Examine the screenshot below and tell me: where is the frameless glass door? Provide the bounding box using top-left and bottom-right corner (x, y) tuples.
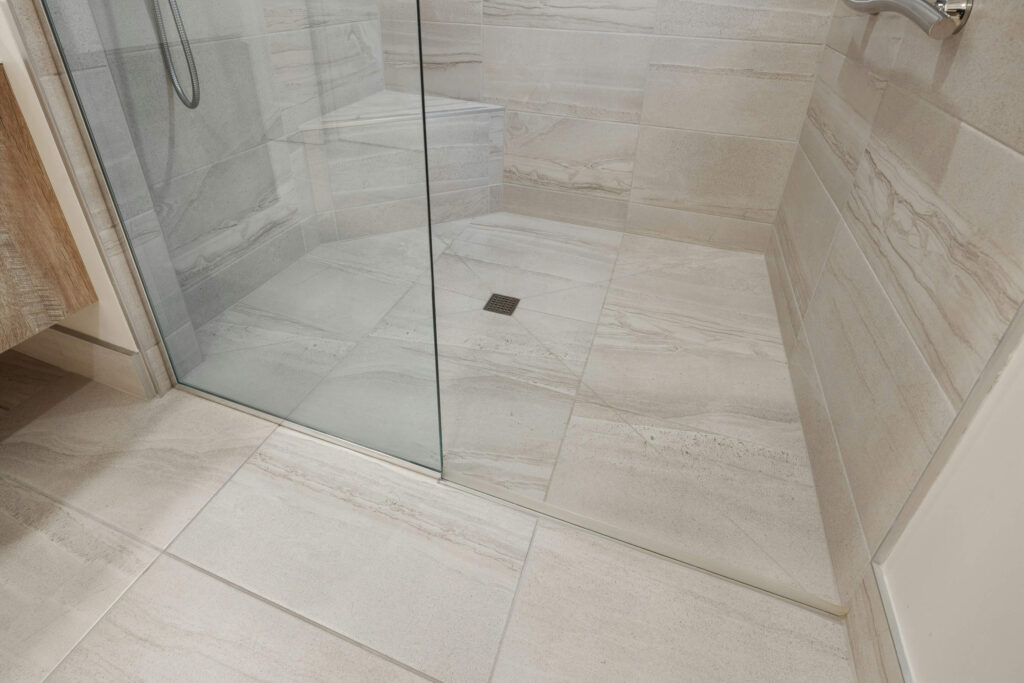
(42, 0), (441, 469)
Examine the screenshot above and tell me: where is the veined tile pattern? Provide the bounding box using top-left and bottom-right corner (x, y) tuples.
(48, 556), (427, 682)
(0, 354), (855, 680)
(179, 211), (838, 604)
(170, 427), (537, 682)
(491, 522), (855, 682)
(0, 476), (157, 681)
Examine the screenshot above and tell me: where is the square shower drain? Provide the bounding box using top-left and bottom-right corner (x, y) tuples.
(483, 293), (520, 315)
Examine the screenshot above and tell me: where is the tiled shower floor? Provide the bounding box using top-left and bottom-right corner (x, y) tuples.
(185, 211), (837, 603)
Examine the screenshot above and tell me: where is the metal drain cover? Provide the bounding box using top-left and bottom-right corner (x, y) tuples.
(483, 293), (520, 315)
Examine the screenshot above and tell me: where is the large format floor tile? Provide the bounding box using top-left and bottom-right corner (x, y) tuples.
(170, 427), (537, 682)
(0, 477), (157, 681)
(49, 556), (427, 682)
(0, 383), (274, 547)
(167, 211), (838, 607)
(491, 522), (856, 682)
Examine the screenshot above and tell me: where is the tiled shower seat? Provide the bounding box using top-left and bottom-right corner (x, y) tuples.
(291, 90), (505, 241)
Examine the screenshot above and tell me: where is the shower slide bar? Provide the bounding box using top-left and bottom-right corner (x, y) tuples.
(841, 0), (972, 38)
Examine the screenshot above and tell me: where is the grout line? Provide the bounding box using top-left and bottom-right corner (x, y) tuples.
(486, 519), (540, 683)
(158, 421), (279, 554)
(443, 477), (847, 620)
(40, 535), (164, 681)
(538, 234), (624, 502)
(423, 18), (831, 47)
(162, 553), (443, 683)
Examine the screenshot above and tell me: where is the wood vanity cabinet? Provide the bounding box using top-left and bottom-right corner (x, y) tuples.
(0, 63), (96, 353)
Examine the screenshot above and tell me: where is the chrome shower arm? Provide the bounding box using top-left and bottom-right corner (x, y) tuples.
(841, 0), (972, 39)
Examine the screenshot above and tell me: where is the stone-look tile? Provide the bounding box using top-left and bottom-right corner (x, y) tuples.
(844, 88), (1024, 405)
(418, 0), (482, 22)
(643, 37), (819, 140)
(290, 336), (441, 470)
(800, 80), (871, 210)
(105, 38), (275, 186)
(427, 111), (495, 195)
(799, 47), (887, 208)
(632, 126), (795, 223)
(803, 226), (955, 551)
(49, 556), (426, 682)
(265, 28), (321, 135)
(309, 21), (386, 113)
(483, 0), (657, 32)
(181, 220), (307, 328)
(439, 347), (578, 499)
(655, 0), (834, 44)
(825, 2), (905, 77)
(545, 398), (837, 600)
(583, 237), (801, 450)
(888, 0), (1024, 155)
(0, 477), (157, 681)
(789, 331), (870, 603)
(765, 231), (801, 356)
(503, 111), (638, 199)
(171, 428), (537, 682)
(491, 522), (855, 682)
(64, 66), (155, 221)
(0, 383), (274, 547)
(503, 184), (630, 230)
(482, 26), (650, 122)
(154, 143), (302, 290)
(383, 21), (483, 100)
(86, 0), (265, 52)
(237, 258), (413, 343)
(450, 212), (622, 287)
(185, 304), (356, 418)
(625, 202), (771, 253)
(775, 147), (841, 315)
(846, 569), (906, 682)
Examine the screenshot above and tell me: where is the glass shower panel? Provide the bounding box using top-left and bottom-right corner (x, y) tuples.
(41, 0), (441, 469)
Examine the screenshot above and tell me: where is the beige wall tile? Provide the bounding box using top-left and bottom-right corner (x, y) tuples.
(502, 184), (629, 229)
(504, 112), (638, 199)
(655, 0), (834, 44)
(803, 225), (955, 551)
(483, 0), (658, 32)
(642, 37), (819, 140)
(775, 147), (841, 314)
(844, 88), (1024, 406)
(384, 21), (483, 100)
(626, 202), (771, 252)
(888, 0), (1024, 155)
(789, 330), (871, 603)
(825, 3), (905, 76)
(765, 231), (801, 355)
(632, 126), (795, 223)
(482, 26), (649, 122)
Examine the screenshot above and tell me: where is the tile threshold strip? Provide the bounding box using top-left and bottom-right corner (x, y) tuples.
(176, 383), (845, 618)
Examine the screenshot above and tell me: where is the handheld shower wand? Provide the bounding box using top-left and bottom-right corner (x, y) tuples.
(152, 0), (200, 109)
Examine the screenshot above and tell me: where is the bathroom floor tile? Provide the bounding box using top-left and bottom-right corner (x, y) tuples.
(170, 427), (537, 682)
(0, 383), (274, 547)
(49, 556), (427, 682)
(546, 397), (837, 600)
(0, 477), (157, 681)
(491, 522), (856, 682)
(289, 336), (441, 470)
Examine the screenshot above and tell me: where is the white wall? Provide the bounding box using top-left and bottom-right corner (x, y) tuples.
(0, 0), (137, 351)
(880, 332), (1024, 681)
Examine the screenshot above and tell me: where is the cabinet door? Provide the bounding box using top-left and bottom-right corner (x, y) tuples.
(0, 64), (96, 352)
